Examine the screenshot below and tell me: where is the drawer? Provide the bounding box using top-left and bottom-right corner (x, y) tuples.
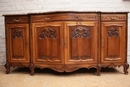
(101, 14), (127, 21)
(31, 13), (98, 22)
(5, 16), (29, 23)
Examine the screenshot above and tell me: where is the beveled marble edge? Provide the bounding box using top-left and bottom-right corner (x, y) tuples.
(27, 11), (101, 15)
(101, 11), (129, 14)
(3, 11), (129, 16)
(3, 13), (28, 16)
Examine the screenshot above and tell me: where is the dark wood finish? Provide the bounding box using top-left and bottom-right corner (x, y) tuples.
(4, 12), (129, 75)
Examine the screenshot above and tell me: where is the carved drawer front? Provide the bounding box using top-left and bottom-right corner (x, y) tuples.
(31, 13), (98, 22)
(6, 16), (29, 23)
(101, 14), (126, 21)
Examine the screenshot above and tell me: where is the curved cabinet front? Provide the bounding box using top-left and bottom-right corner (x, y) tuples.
(4, 12), (129, 75)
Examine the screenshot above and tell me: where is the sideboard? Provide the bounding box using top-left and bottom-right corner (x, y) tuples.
(3, 11), (129, 75)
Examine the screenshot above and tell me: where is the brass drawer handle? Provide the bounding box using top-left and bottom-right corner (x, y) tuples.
(14, 18), (21, 22)
(110, 17), (116, 20)
(44, 17), (51, 20)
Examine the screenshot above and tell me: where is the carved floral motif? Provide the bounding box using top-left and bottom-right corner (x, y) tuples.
(12, 30), (23, 38)
(39, 28), (57, 39)
(108, 28), (119, 37)
(71, 27), (91, 38)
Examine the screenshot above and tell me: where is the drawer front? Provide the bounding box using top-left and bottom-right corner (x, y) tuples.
(101, 14), (126, 21)
(31, 13), (98, 22)
(6, 16), (29, 23)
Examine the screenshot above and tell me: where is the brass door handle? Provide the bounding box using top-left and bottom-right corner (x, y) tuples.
(62, 38), (64, 48)
(102, 38), (104, 47)
(62, 38), (68, 48)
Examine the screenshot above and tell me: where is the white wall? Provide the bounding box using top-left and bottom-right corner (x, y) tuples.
(0, 0), (130, 65)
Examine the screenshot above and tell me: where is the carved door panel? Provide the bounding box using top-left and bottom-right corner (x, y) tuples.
(32, 22), (64, 64)
(64, 22), (98, 64)
(101, 22), (126, 63)
(7, 24), (30, 63)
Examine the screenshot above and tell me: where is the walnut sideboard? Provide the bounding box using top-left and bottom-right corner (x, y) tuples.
(3, 11), (129, 75)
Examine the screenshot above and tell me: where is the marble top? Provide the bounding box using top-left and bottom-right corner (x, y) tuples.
(3, 11), (129, 16)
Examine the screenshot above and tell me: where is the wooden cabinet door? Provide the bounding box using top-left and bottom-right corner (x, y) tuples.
(101, 22), (126, 63)
(7, 24), (30, 63)
(32, 22), (64, 64)
(64, 22), (98, 64)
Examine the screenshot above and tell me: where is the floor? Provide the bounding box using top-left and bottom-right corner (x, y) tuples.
(0, 65), (130, 87)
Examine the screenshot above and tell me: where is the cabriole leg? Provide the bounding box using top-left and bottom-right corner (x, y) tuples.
(30, 64), (34, 76)
(97, 64), (101, 76)
(123, 63), (129, 75)
(5, 63), (10, 74)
